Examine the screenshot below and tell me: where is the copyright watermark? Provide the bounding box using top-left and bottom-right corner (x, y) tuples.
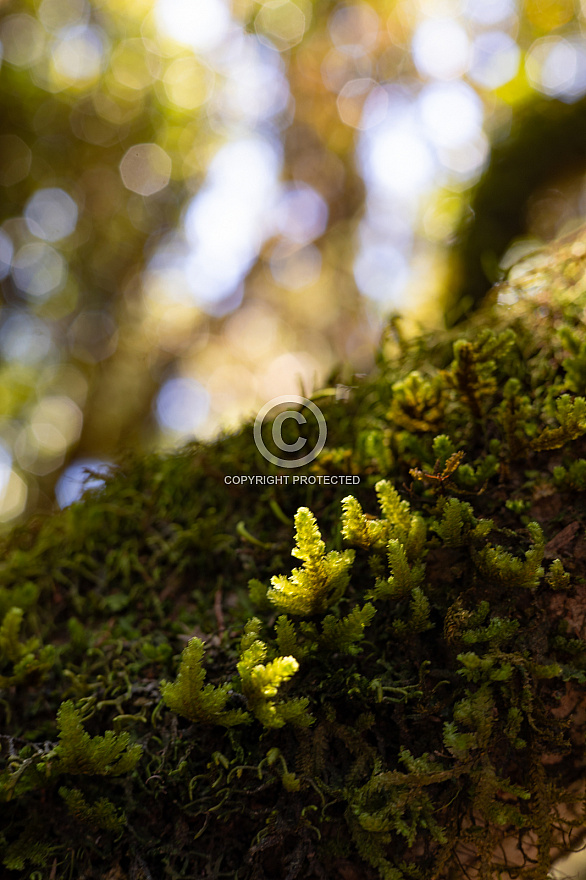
(224, 474), (360, 485)
(253, 395), (327, 468)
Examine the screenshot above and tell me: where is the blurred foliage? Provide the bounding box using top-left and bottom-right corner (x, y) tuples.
(3, 0), (586, 522)
(0, 0), (200, 513)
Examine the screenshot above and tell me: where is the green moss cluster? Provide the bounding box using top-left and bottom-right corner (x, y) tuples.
(2, 233), (586, 878)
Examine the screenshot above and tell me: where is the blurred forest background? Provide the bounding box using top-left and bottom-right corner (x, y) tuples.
(0, 0), (586, 521)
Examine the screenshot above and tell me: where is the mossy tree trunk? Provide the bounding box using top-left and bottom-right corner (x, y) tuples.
(1, 230), (586, 878)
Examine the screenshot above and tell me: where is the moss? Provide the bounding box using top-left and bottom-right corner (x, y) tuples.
(1, 232), (586, 878)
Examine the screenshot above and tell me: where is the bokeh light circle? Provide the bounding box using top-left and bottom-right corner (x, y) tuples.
(12, 243), (66, 298)
(120, 143), (172, 196)
(25, 188), (78, 242)
(155, 377), (210, 434)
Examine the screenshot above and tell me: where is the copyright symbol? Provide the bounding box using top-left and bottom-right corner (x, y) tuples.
(253, 395), (327, 468)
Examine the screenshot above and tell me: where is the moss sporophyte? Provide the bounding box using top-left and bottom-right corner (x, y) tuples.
(2, 229), (586, 878)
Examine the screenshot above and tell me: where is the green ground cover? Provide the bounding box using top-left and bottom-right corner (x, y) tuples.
(1, 232), (586, 879)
